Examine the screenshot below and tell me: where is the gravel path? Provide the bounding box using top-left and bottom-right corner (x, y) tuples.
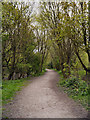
(3, 69), (88, 118)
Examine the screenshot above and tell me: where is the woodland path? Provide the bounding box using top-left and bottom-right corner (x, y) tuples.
(3, 69), (88, 118)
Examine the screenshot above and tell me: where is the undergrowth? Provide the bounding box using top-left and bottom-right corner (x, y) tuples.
(57, 70), (89, 110)
(32, 69), (46, 77)
(2, 77), (31, 104)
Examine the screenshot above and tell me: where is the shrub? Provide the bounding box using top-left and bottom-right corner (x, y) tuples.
(60, 76), (88, 96)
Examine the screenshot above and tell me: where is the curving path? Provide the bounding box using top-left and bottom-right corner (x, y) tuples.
(3, 69), (88, 118)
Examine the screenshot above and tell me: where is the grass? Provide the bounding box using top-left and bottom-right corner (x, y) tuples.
(2, 77), (31, 104)
(2, 69), (46, 105)
(57, 69), (89, 110)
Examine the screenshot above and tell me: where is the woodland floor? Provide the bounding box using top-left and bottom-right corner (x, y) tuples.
(2, 69), (88, 118)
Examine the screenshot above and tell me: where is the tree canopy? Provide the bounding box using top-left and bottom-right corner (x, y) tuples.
(2, 1), (90, 80)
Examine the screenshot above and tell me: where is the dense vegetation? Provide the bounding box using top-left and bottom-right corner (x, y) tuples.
(2, 2), (90, 80)
(57, 70), (89, 110)
(2, 1), (90, 108)
(2, 2), (48, 80)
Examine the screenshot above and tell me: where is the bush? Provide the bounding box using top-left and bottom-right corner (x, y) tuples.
(60, 76), (88, 96)
(58, 70), (62, 74)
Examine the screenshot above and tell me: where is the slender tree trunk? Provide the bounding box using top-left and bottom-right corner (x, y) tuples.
(40, 55), (44, 72)
(80, 2), (90, 74)
(76, 51), (90, 74)
(88, 1), (90, 71)
(8, 39), (16, 80)
(8, 71), (14, 80)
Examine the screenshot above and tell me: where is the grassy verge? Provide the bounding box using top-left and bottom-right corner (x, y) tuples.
(2, 69), (46, 105)
(2, 77), (31, 105)
(57, 70), (89, 110)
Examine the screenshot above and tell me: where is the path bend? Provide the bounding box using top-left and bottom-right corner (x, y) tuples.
(3, 69), (88, 118)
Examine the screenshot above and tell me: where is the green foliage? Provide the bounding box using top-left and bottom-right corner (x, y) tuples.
(77, 70), (86, 77)
(32, 69), (46, 77)
(2, 78), (30, 104)
(2, 2), (47, 80)
(58, 76), (89, 109)
(2, 2), (89, 80)
(2, 69), (46, 105)
(71, 69), (86, 78)
(31, 53), (41, 74)
(57, 70), (62, 74)
(47, 62), (53, 69)
(16, 63), (32, 73)
(60, 77), (88, 95)
(63, 63), (70, 77)
(39, 2), (90, 76)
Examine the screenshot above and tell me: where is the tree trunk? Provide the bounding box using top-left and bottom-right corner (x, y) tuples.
(8, 71), (14, 80)
(76, 51), (90, 74)
(8, 39), (16, 80)
(40, 55), (44, 72)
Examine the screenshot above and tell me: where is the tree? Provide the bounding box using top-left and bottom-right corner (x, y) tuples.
(37, 1), (90, 77)
(2, 2), (39, 80)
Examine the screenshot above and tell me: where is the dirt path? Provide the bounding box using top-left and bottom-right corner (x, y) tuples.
(3, 69), (88, 118)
